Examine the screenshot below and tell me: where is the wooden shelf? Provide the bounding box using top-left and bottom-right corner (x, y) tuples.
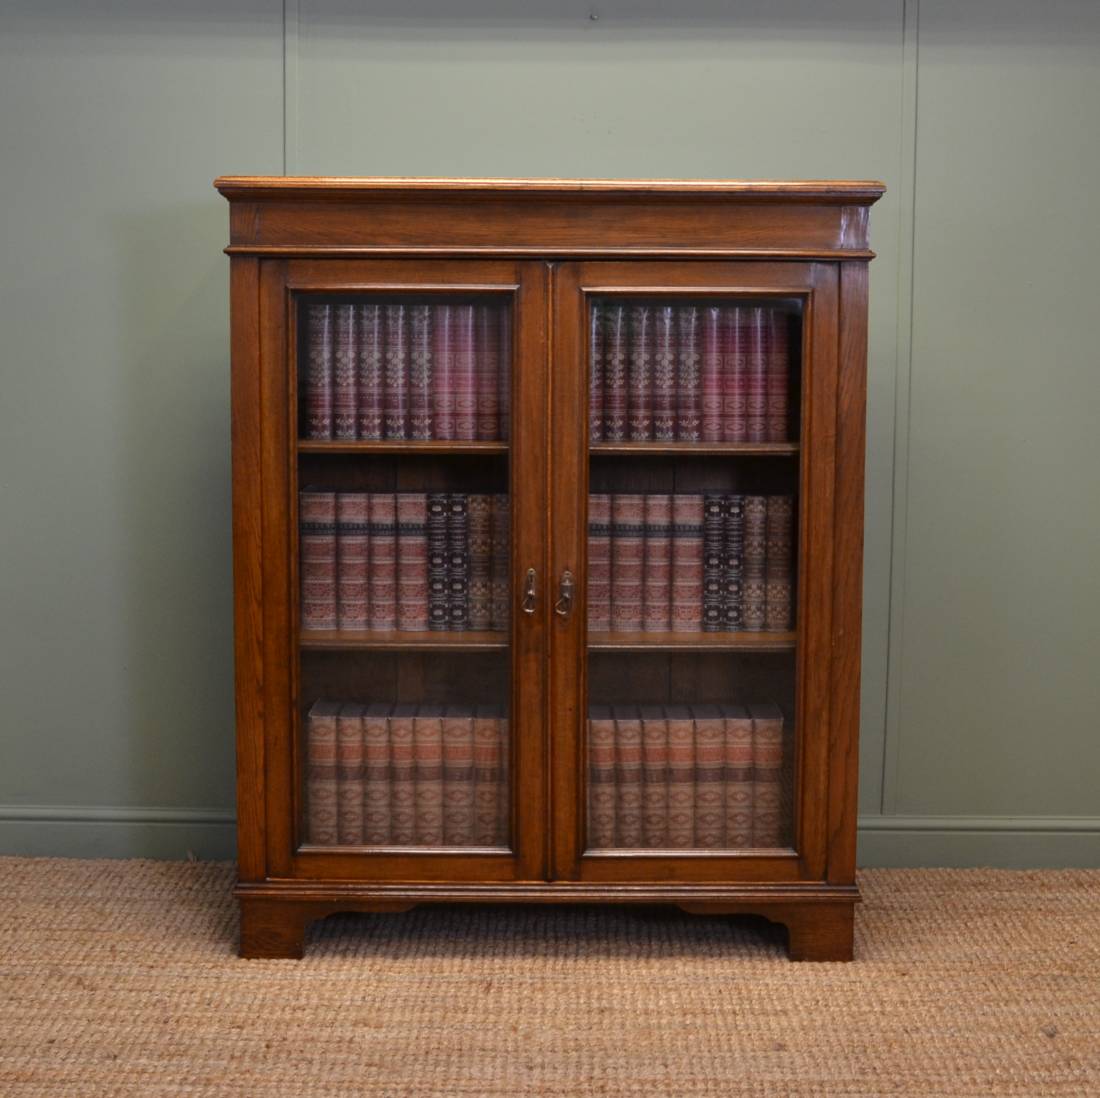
(300, 629), (508, 652)
(590, 442), (798, 456)
(298, 440), (508, 456)
(588, 630), (796, 652)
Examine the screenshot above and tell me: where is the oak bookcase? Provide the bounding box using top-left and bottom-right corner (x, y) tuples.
(216, 176), (884, 961)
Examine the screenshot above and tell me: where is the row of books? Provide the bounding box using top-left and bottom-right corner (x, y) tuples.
(301, 491), (510, 633)
(302, 301), (511, 442)
(589, 493), (794, 633)
(589, 302), (794, 444)
(306, 701), (510, 847)
(588, 703), (787, 849)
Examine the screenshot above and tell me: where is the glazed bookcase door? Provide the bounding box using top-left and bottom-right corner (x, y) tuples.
(259, 259), (548, 882)
(549, 261), (839, 884)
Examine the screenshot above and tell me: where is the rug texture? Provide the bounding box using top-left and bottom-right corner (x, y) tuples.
(1, 858), (1098, 1096)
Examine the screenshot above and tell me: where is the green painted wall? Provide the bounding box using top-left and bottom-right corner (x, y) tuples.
(1, 1), (1096, 866)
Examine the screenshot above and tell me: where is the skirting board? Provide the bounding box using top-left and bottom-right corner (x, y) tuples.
(0, 807), (1098, 867)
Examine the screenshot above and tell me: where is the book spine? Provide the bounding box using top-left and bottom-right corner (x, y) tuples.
(396, 492), (429, 632)
(692, 705), (725, 849)
(746, 305), (769, 442)
(628, 304), (654, 440)
(765, 495), (794, 631)
(587, 493), (612, 632)
(452, 303), (477, 440)
(675, 304), (702, 442)
(721, 705), (754, 848)
(473, 707), (503, 845)
(299, 490), (337, 631)
(765, 309), (790, 442)
(442, 707), (476, 846)
(431, 303), (455, 441)
(611, 493), (645, 632)
(336, 704), (365, 845)
(498, 308), (512, 442)
(602, 304), (628, 442)
(363, 703), (392, 845)
(408, 302), (433, 440)
(466, 494), (493, 631)
(427, 493), (450, 632)
(640, 709), (669, 848)
(388, 705), (417, 844)
(332, 305), (358, 439)
(700, 305), (723, 441)
(702, 494), (725, 633)
(306, 701), (339, 844)
(475, 303), (502, 441)
(741, 495), (768, 631)
(723, 494), (745, 631)
(447, 493), (469, 631)
(587, 706), (618, 848)
(355, 303), (384, 440)
(304, 303), (333, 439)
(750, 704), (785, 847)
(367, 493), (397, 631)
(723, 305), (748, 443)
(642, 493), (672, 632)
(665, 707), (696, 849)
(498, 711), (511, 845)
(383, 304), (409, 439)
(614, 706), (643, 848)
(652, 304), (677, 441)
(588, 302), (604, 443)
(335, 492), (370, 632)
(413, 707), (444, 845)
(670, 494), (704, 633)
(489, 494), (511, 631)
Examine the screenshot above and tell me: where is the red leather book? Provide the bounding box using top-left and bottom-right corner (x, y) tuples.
(745, 305), (769, 443)
(367, 493), (397, 631)
(587, 706), (618, 849)
(408, 303), (433, 441)
(721, 704), (754, 847)
(675, 304), (702, 441)
(336, 703), (366, 845)
(700, 305), (723, 441)
(652, 304), (677, 441)
(442, 706), (476, 846)
(722, 305), (748, 442)
(670, 494), (704, 633)
(642, 493), (672, 632)
(741, 495), (767, 631)
(489, 495), (510, 631)
(691, 705), (725, 849)
(303, 303), (333, 439)
(587, 493), (612, 632)
(362, 702), (392, 845)
(396, 493), (428, 632)
(431, 304), (455, 441)
(588, 302), (604, 443)
(299, 490), (337, 632)
(467, 494), (493, 631)
(383, 304), (409, 439)
(498, 309), (512, 442)
(614, 706), (643, 847)
(388, 704), (417, 844)
(332, 305), (358, 440)
(355, 303), (384, 440)
(452, 304), (477, 440)
(476, 303), (502, 441)
(473, 706), (504, 846)
(765, 494), (795, 631)
(750, 703), (784, 847)
(306, 700), (340, 844)
(336, 492), (369, 632)
(639, 705), (669, 848)
(611, 493), (645, 632)
(413, 707), (445, 845)
(628, 304), (654, 440)
(664, 705), (695, 849)
(765, 309), (791, 442)
(602, 303), (628, 442)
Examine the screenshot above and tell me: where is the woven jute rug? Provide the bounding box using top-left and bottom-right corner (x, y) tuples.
(1, 858), (1097, 1096)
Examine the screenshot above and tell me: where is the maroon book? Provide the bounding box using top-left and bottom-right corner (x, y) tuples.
(675, 305), (702, 441)
(587, 493), (612, 633)
(473, 706), (504, 846)
(299, 490), (336, 631)
(467, 494), (493, 631)
(642, 493), (672, 632)
(587, 706), (617, 848)
(498, 308), (512, 442)
(336, 703), (365, 845)
(765, 309), (791, 442)
(303, 303), (333, 439)
(413, 707), (445, 845)
(745, 305), (769, 443)
(336, 492), (369, 632)
(306, 700), (340, 844)
(700, 306), (722, 442)
(408, 303), (433, 441)
(442, 706), (476, 846)
(388, 704), (417, 844)
(475, 303), (502, 441)
(368, 493), (397, 631)
(750, 703), (784, 847)
(614, 706), (643, 847)
(355, 303), (384, 440)
(722, 305), (748, 443)
(611, 493), (645, 632)
(362, 702), (392, 845)
(670, 494), (704, 633)
(396, 492), (429, 632)
(639, 706), (669, 848)
(452, 303), (477, 441)
(742, 495), (767, 631)
(765, 494), (795, 631)
(602, 304), (628, 442)
(652, 305), (676, 441)
(588, 303), (605, 443)
(431, 304), (455, 441)
(628, 304), (654, 440)
(332, 305), (357, 440)
(383, 304), (409, 439)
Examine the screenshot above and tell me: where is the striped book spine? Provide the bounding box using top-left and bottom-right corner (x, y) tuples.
(473, 706), (503, 846)
(723, 305), (748, 443)
(336, 703), (366, 845)
(745, 305), (769, 443)
(765, 309), (790, 442)
(498, 711), (511, 845)
(413, 707), (445, 845)
(602, 303), (628, 441)
(639, 705), (669, 848)
(588, 302), (604, 442)
(388, 704), (417, 844)
(476, 303), (502, 441)
(363, 703), (392, 845)
(355, 303), (384, 440)
(742, 495), (768, 631)
(306, 700), (341, 844)
(675, 304), (702, 441)
(304, 303), (333, 439)
(721, 704), (754, 848)
(396, 493), (429, 632)
(332, 305), (358, 439)
(702, 494), (725, 633)
(367, 493), (397, 631)
(587, 706), (618, 849)
(383, 304), (409, 439)
(692, 705), (725, 849)
(652, 304), (677, 441)
(442, 707), (476, 846)
(665, 705), (696, 849)
(723, 494), (745, 631)
(700, 305), (723, 441)
(750, 703), (785, 847)
(498, 308), (512, 441)
(765, 495), (794, 631)
(427, 493), (450, 632)
(300, 490), (337, 631)
(489, 494), (511, 631)
(431, 304), (455, 440)
(447, 494), (470, 631)
(408, 303), (433, 440)
(614, 706), (643, 848)
(611, 493), (645, 632)
(642, 493), (672, 632)
(628, 304), (654, 440)
(587, 493), (612, 632)
(452, 304), (477, 440)
(336, 492), (369, 632)
(670, 494), (704, 633)
(467, 494), (493, 631)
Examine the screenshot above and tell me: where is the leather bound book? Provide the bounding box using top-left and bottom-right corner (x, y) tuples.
(723, 305), (748, 443)
(627, 304), (654, 440)
(745, 305), (769, 443)
(306, 700), (341, 844)
(413, 707), (445, 845)
(700, 305), (722, 442)
(332, 305), (358, 440)
(765, 309), (791, 442)
(588, 302), (605, 442)
(652, 304), (677, 441)
(691, 705), (726, 849)
(446, 493), (470, 631)
(335, 492), (370, 632)
(642, 493), (672, 632)
(723, 494), (745, 631)
(720, 704), (754, 848)
(299, 490), (337, 632)
(750, 703), (784, 847)
(587, 493), (612, 633)
(396, 493), (429, 632)
(675, 304), (702, 442)
(498, 308), (512, 442)
(664, 705), (696, 849)
(442, 706), (476, 846)
(602, 303), (628, 442)
(355, 303), (385, 440)
(431, 303), (455, 441)
(702, 494), (725, 633)
(427, 493), (450, 632)
(303, 303), (333, 439)
(639, 704), (669, 848)
(452, 303), (478, 440)
(765, 494), (795, 631)
(613, 705), (644, 848)
(408, 303), (433, 441)
(383, 303), (410, 439)
(473, 705), (504, 846)
(362, 702), (393, 845)
(587, 705), (618, 849)
(476, 303), (502, 441)
(741, 495), (767, 631)
(367, 493), (397, 631)
(670, 494), (704, 633)
(336, 703), (366, 845)
(489, 494), (511, 631)
(387, 704), (417, 845)
(466, 494), (493, 631)
(611, 493), (645, 632)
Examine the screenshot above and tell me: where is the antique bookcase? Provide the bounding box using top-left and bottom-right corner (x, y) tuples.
(216, 176), (884, 961)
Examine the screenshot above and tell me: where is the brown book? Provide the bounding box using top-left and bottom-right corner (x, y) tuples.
(408, 302), (433, 441)
(388, 703), (417, 844)
(476, 303), (503, 441)
(670, 494), (704, 633)
(639, 705), (669, 848)
(336, 703), (365, 845)
(362, 702), (392, 845)
(383, 304), (409, 439)
(721, 704), (754, 848)
(611, 493), (645, 632)
(473, 706), (504, 846)
(764, 309), (790, 442)
(306, 700), (340, 844)
(750, 703), (785, 847)
(336, 492), (369, 632)
(332, 305), (358, 440)
(368, 493), (397, 631)
(691, 705), (725, 849)
(587, 493), (612, 632)
(489, 494), (511, 631)
(498, 710), (511, 846)
(355, 304), (384, 440)
(613, 706), (643, 847)
(299, 490), (337, 632)
(303, 303), (333, 439)
(742, 495), (767, 631)
(642, 494), (672, 632)
(675, 304), (702, 441)
(467, 494), (493, 631)
(765, 495), (794, 631)
(664, 705), (696, 849)
(396, 493), (429, 632)
(413, 707), (445, 845)
(442, 706), (476, 846)
(745, 305), (769, 442)
(602, 303), (628, 441)
(652, 304), (677, 441)
(587, 705), (617, 849)
(452, 304), (478, 441)
(628, 305), (654, 440)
